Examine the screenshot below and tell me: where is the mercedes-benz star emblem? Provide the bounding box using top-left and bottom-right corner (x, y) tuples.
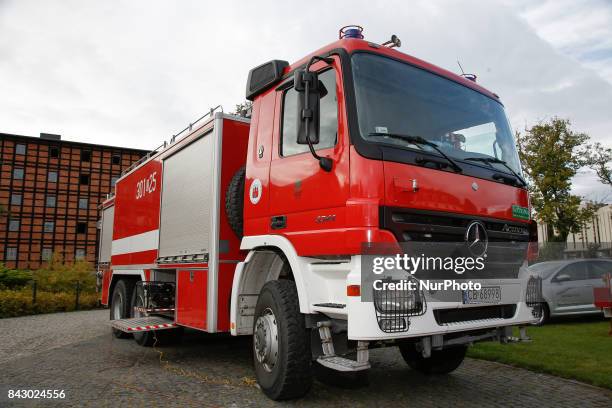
(465, 221), (488, 257)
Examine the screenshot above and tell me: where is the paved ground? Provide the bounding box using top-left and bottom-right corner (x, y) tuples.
(1, 310), (611, 407)
(0, 309), (109, 364)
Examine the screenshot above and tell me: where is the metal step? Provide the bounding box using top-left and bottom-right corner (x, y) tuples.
(313, 303), (346, 309)
(133, 306), (175, 314)
(111, 316), (178, 333)
(317, 356), (370, 372)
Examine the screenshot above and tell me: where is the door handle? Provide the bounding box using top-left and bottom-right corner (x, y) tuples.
(271, 215), (287, 230)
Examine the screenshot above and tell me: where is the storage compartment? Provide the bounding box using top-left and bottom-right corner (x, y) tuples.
(158, 129), (217, 260)
(176, 269), (208, 330)
(98, 205), (114, 264)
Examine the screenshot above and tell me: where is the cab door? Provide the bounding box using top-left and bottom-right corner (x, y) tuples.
(268, 59), (350, 254)
(551, 261), (593, 313)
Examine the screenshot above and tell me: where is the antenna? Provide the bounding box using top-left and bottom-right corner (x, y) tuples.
(457, 59), (466, 75)
(456, 59), (477, 82)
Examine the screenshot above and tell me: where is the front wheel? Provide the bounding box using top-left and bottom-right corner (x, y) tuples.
(253, 280), (312, 400)
(534, 303), (550, 326)
(398, 342), (467, 374)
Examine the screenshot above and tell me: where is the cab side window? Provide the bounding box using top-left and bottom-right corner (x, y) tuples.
(281, 69), (338, 157)
(588, 261), (612, 279)
(554, 262), (588, 282)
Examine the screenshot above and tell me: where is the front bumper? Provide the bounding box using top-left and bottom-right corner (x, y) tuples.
(345, 256), (539, 341)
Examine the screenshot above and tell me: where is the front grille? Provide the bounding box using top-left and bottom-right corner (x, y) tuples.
(434, 304), (516, 325)
(380, 207), (529, 279)
(382, 207), (530, 243)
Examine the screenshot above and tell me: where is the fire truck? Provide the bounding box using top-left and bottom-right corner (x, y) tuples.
(98, 26), (540, 400)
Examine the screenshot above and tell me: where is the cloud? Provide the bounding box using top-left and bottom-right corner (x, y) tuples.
(0, 0), (610, 197)
(505, 0), (612, 85)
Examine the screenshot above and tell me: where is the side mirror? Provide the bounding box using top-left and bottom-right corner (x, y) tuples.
(555, 274), (571, 282)
(294, 69), (321, 145)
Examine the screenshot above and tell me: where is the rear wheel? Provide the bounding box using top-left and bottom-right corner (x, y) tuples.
(110, 279), (135, 339)
(398, 342), (467, 374)
(253, 280), (312, 400)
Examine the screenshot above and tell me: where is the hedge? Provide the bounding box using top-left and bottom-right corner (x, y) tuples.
(0, 289), (99, 318)
(0, 255), (101, 318)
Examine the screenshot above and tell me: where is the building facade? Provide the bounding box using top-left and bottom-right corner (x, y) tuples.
(0, 132), (147, 269)
(537, 204), (612, 257)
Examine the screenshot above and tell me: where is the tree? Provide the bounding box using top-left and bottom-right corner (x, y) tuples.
(516, 117), (594, 242)
(232, 101), (253, 118)
(585, 142), (612, 187)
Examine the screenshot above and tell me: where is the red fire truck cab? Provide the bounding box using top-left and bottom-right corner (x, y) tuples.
(99, 26), (540, 400)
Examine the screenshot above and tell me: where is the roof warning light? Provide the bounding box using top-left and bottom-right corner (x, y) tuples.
(339, 25), (364, 40)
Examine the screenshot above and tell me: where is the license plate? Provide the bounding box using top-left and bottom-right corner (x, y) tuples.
(463, 286), (502, 304)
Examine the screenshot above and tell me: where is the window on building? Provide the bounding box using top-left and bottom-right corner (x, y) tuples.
(46, 195), (56, 208)
(111, 176), (119, 187)
(13, 168), (24, 180)
(42, 248), (53, 261)
(281, 68), (338, 157)
(16, 144), (26, 155)
(75, 248), (86, 260)
(43, 221), (55, 233)
(81, 150), (91, 162)
(5, 247), (17, 261)
(112, 154), (121, 165)
(76, 222), (87, 234)
(8, 219), (20, 232)
(80, 174), (90, 185)
(49, 146), (59, 158)
(48, 171), (58, 183)
(78, 198), (88, 209)
(10, 194), (22, 206)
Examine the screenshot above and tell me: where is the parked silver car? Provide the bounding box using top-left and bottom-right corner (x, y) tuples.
(528, 258), (612, 324)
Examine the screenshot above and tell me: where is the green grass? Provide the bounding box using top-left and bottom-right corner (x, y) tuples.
(468, 320), (612, 389)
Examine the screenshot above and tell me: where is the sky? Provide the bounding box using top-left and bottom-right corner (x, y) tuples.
(1, 0), (611, 199)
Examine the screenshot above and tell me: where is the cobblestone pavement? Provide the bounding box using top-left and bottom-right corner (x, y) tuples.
(0, 309), (109, 363)
(1, 310), (611, 407)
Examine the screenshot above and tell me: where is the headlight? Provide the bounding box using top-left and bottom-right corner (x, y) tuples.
(373, 278), (426, 333)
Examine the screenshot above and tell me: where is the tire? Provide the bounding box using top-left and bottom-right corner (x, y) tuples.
(130, 283), (183, 347)
(534, 303), (550, 326)
(110, 279), (135, 339)
(253, 280), (312, 400)
(225, 166), (245, 239)
(398, 342), (467, 374)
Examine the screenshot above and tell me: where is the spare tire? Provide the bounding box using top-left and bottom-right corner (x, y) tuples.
(225, 166), (245, 238)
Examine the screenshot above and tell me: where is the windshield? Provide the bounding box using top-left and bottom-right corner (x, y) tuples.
(351, 53), (522, 174)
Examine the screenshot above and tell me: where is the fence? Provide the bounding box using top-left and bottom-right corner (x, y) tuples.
(29, 280), (89, 310)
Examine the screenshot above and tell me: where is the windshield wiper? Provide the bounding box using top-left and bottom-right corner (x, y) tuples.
(463, 157), (526, 187)
(368, 132), (462, 173)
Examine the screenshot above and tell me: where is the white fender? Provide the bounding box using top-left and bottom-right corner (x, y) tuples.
(240, 234), (312, 310)
(230, 235), (314, 335)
